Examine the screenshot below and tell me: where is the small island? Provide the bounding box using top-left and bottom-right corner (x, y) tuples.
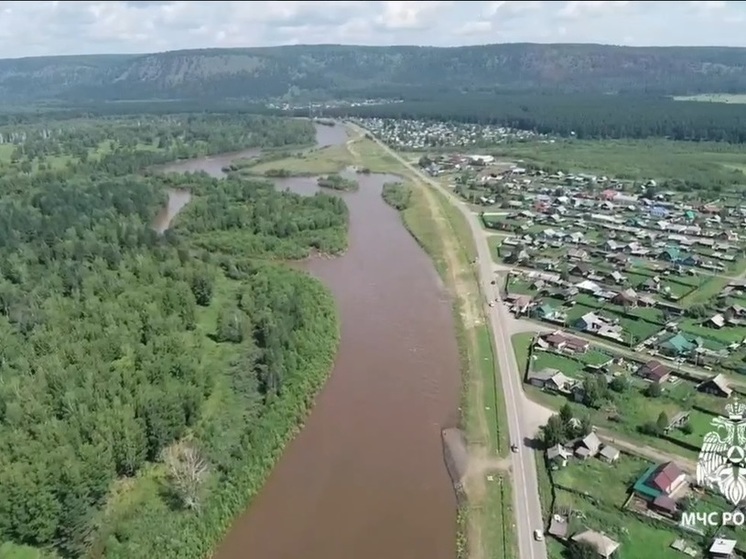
(264, 168), (292, 177)
(317, 173), (359, 191)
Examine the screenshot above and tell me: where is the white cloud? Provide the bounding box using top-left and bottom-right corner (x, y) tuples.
(0, 0), (745, 59)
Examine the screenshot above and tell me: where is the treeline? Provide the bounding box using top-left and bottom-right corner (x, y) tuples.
(0, 115), (344, 559)
(0, 114), (314, 175)
(312, 93), (746, 143)
(168, 172), (349, 259)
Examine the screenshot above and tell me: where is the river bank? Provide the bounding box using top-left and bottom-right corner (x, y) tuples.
(154, 121), (462, 559)
(309, 124), (517, 559)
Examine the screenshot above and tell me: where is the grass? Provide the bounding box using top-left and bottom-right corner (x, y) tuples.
(475, 325), (505, 454)
(542, 453), (696, 559)
(493, 138), (746, 187)
(679, 276), (730, 306)
(96, 272), (238, 540)
(241, 137), (400, 177)
(510, 332), (724, 460)
(532, 351), (588, 379)
(478, 476), (517, 559)
(487, 236), (502, 263)
(552, 453), (649, 505)
(673, 93), (746, 104)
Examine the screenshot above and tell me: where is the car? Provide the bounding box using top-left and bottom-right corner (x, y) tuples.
(511, 444), (518, 453)
(533, 529), (544, 541)
(490, 279), (496, 285)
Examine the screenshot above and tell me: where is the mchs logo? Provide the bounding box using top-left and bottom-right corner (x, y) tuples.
(683, 399), (746, 527)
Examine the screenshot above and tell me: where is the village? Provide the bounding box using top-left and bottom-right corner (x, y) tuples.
(350, 117), (544, 149)
(420, 152), (746, 559)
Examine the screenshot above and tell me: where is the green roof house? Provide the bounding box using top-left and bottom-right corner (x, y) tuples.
(658, 333), (695, 356)
(535, 304), (556, 320)
(659, 246), (681, 262)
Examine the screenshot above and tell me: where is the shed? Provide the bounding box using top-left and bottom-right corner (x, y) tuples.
(599, 445), (620, 463)
(571, 530), (620, 558)
(709, 537), (737, 559)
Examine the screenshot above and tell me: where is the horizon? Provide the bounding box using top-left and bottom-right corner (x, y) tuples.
(1, 1), (745, 59)
(4, 40), (746, 62)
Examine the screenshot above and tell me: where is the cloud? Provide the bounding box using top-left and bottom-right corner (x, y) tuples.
(0, 0), (745, 59)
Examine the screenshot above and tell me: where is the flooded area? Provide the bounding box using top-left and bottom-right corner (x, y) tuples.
(152, 189), (192, 233)
(155, 122), (461, 559)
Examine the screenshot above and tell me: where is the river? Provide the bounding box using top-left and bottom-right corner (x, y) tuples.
(157, 122), (461, 559)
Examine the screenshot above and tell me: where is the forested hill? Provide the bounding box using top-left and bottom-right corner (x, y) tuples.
(3, 43), (746, 102)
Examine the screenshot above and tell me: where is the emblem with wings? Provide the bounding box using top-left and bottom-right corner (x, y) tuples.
(697, 400), (746, 506)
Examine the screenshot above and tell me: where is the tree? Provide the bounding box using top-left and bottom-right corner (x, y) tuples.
(645, 382), (663, 398)
(216, 304), (246, 343)
(609, 376), (628, 393)
(656, 411), (669, 433)
(542, 415), (566, 447)
(161, 441), (210, 512)
(559, 403), (574, 425)
(190, 271), (213, 306)
(566, 539), (599, 559)
(582, 375), (608, 409)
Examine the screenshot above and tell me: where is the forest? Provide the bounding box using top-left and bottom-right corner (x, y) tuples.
(0, 113), (346, 559)
(314, 93), (746, 143)
(6, 44), (746, 104)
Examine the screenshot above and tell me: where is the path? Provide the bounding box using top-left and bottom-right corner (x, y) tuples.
(351, 123), (550, 559)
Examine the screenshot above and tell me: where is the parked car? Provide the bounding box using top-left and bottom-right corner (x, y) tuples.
(533, 529), (544, 541)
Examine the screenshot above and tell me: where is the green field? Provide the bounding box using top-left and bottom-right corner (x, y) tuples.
(494, 138), (746, 187)
(673, 93), (746, 104)
(541, 453), (696, 559)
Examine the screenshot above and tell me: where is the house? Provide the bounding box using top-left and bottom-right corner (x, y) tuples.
(609, 270), (626, 284)
(698, 374), (733, 398)
(651, 494), (678, 516)
(567, 247), (588, 261)
(704, 314), (726, 329)
(666, 411), (691, 433)
(547, 444), (571, 468)
(658, 332), (695, 357)
(570, 530), (621, 559)
(612, 288), (637, 307)
(604, 239), (622, 252)
(598, 444), (620, 463)
(574, 312), (623, 341)
(575, 432), (602, 459)
(548, 514), (569, 540)
(709, 538), (737, 559)
(540, 331), (590, 354)
(570, 262), (592, 277)
(576, 280), (602, 294)
(633, 461), (688, 501)
(506, 294), (533, 316)
(535, 303), (559, 321)
(575, 312), (605, 333)
(637, 360), (671, 384)
(527, 369), (575, 394)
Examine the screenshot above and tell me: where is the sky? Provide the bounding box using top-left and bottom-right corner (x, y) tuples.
(1, 1), (745, 59)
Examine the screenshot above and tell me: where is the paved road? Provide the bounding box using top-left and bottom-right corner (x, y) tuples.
(357, 127), (549, 559)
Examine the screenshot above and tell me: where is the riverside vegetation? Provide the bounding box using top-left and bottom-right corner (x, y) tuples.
(0, 114), (347, 559)
(316, 173), (358, 191)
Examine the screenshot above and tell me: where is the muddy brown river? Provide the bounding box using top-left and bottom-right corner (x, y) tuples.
(158, 122), (461, 559)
